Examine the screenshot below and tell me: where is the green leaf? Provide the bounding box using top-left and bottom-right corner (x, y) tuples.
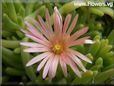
(2, 47), (23, 69)
(2, 40), (20, 49)
(89, 7), (104, 16)
(3, 14), (20, 31)
(97, 7), (114, 19)
(108, 30), (114, 45)
(94, 69), (114, 84)
(72, 70), (95, 84)
(5, 67), (25, 76)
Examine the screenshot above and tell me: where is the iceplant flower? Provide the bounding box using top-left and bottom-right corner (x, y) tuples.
(20, 7), (94, 79)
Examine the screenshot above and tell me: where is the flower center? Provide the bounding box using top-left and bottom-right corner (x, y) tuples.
(52, 44), (63, 54)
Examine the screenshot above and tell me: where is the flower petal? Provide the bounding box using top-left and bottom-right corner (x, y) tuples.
(69, 49), (92, 63)
(29, 17), (50, 39)
(60, 56), (67, 77)
(20, 42), (46, 48)
(53, 7), (62, 34)
(25, 34), (50, 47)
(26, 52), (51, 67)
(68, 36), (90, 47)
(43, 54), (54, 79)
(49, 55), (59, 79)
(63, 14), (72, 33)
(70, 27), (88, 41)
(45, 8), (53, 34)
(84, 39), (95, 44)
(68, 52), (87, 72)
(24, 47), (48, 53)
(63, 55), (81, 78)
(37, 55), (50, 71)
(67, 14), (79, 34)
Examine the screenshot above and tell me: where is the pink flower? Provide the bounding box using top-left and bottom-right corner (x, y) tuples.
(21, 7), (94, 79)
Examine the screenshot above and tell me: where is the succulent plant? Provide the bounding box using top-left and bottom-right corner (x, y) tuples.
(1, 0), (114, 85)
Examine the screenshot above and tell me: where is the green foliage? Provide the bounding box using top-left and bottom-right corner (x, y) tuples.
(2, 0), (114, 85)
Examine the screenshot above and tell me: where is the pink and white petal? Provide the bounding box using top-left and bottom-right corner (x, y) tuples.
(67, 14), (79, 34)
(63, 55), (81, 78)
(29, 17), (50, 39)
(53, 7), (62, 34)
(25, 22), (49, 43)
(21, 29), (32, 35)
(63, 14), (72, 33)
(60, 56), (67, 77)
(37, 55), (50, 71)
(26, 52), (51, 67)
(69, 60), (82, 78)
(69, 49), (92, 63)
(20, 42), (46, 48)
(45, 8), (53, 33)
(25, 34), (50, 47)
(68, 52), (87, 72)
(50, 55), (59, 78)
(37, 16), (51, 39)
(24, 47), (48, 53)
(68, 36), (90, 47)
(43, 54), (54, 79)
(70, 27), (88, 41)
(84, 39), (95, 44)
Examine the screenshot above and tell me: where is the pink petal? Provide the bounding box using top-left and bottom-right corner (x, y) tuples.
(60, 56), (67, 77)
(24, 47), (48, 53)
(84, 39), (95, 44)
(48, 55), (59, 79)
(37, 55), (50, 71)
(53, 7), (62, 34)
(70, 27), (88, 41)
(25, 34), (50, 47)
(43, 54), (54, 79)
(69, 49), (92, 63)
(26, 52), (51, 67)
(29, 17), (50, 39)
(67, 14), (79, 34)
(45, 8), (53, 34)
(68, 36), (90, 47)
(63, 55), (81, 78)
(63, 14), (72, 33)
(25, 22), (42, 39)
(20, 42), (46, 48)
(68, 52), (87, 72)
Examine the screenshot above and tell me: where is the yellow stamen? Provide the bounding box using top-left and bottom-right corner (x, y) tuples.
(52, 44), (63, 54)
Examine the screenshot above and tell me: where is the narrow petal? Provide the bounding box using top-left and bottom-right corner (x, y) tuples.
(70, 27), (88, 41)
(63, 55), (81, 78)
(26, 52), (51, 67)
(37, 16), (51, 39)
(45, 8), (53, 34)
(37, 55), (50, 71)
(69, 60), (82, 78)
(69, 49), (92, 63)
(25, 34), (50, 47)
(67, 14), (79, 34)
(63, 14), (72, 33)
(68, 36), (90, 47)
(43, 54), (54, 79)
(49, 55), (59, 79)
(24, 47), (48, 53)
(20, 42), (46, 48)
(29, 17), (50, 39)
(53, 7), (62, 34)
(84, 39), (95, 44)
(60, 56), (67, 77)
(25, 22), (43, 39)
(68, 52), (87, 72)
